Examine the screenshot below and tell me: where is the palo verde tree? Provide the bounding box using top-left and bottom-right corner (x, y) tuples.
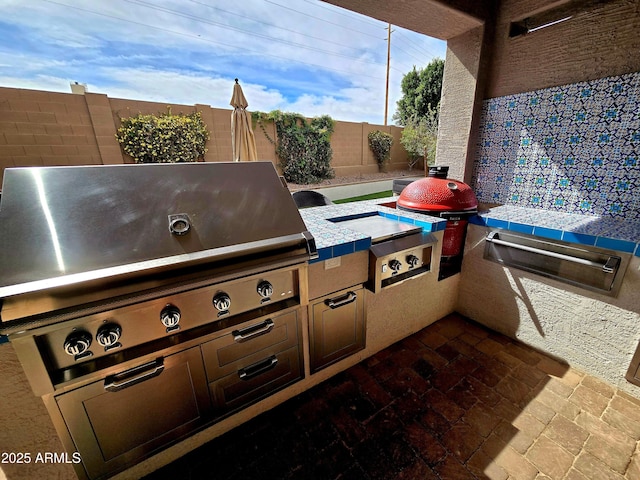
(393, 58), (444, 126)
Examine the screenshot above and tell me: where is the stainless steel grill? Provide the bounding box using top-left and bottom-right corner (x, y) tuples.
(0, 162), (316, 480)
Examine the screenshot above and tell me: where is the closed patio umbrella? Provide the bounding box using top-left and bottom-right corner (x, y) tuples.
(230, 78), (258, 162)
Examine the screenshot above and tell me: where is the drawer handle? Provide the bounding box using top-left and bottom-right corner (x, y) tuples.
(232, 319), (275, 343)
(325, 291), (357, 309)
(238, 355), (278, 380)
(104, 358), (165, 392)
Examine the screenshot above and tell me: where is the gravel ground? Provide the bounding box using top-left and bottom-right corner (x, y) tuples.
(286, 169), (423, 192)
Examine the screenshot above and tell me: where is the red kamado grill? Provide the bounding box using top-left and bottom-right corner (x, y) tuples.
(397, 166), (478, 258)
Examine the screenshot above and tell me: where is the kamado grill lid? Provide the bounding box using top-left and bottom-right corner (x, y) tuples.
(397, 166), (478, 213)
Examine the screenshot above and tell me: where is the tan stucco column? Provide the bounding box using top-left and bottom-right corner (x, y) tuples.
(436, 25), (485, 184)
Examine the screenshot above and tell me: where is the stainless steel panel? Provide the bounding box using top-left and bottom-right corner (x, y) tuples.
(202, 310), (299, 380)
(55, 346), (211, 480)
(309, 286), (365, 373)
(0, 162), (313, 298)
(208, 345), (302, 416)
(483, 230), (630, 297)
(367, 232), (437, 292)
(35, 268), (299, 374)
(332, 214), (422, 242)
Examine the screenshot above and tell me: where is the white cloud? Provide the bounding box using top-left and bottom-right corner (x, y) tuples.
(0, 0), (446, 124)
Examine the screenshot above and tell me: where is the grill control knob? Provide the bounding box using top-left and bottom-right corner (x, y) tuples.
(406, 254), (420, 268)
(257, 281), (274, 298)
(64, 331), (92, 357)
(389, 259), (402, 272)
(212, 292), (231, 312)
(96, 323), (122, 348)
(160, 305), (181, 329)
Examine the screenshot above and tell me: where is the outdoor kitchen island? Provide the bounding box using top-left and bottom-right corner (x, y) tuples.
(0, 190), (457, 480)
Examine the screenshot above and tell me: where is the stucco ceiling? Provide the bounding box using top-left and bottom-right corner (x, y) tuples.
(321, 0), (485, 40)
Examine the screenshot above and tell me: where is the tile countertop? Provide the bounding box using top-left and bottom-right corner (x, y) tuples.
(298, 198), (447, 262)
(300, 200), (640, 260)
(470, 205), (640, 257)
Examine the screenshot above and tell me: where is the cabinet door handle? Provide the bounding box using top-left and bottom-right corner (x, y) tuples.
(238, 355), (278, 380)
(232, 319), (275, 343)
(104, 358), (165, 392)
(325, 291), (357, 309)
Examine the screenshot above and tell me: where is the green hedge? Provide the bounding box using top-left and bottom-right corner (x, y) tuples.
(116, 110), (209, 163)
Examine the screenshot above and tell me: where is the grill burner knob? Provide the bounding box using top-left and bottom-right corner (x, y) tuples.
(389, 259), (402, 272)
(160, 305), (181, 329)
(257, 281), (274, 298)
(96, 323), (122, 348)
(64, 331), (92, 357)
(406, 254), (420, 268)
(212, 293), (231, 312)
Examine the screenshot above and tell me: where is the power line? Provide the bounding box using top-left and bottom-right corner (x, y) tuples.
(186, 0), (375, 55)
(394, 30), (441, 60)
(300, 0), (381, 28)
(125, 0), (386, 67)
(41, 0), (387, 80)
(393, 42), (433, 66)
(263, 0), (383, 39)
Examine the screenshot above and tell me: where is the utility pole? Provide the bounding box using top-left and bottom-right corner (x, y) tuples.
(384, 23), (392, 126)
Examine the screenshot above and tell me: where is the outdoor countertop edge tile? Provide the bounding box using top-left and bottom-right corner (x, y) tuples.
(473, 205), (640, 257)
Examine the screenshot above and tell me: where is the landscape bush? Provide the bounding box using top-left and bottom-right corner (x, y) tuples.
(367, 130), (394, 169)
(116, 109), (209, 163)
(254, 110), (335, 184)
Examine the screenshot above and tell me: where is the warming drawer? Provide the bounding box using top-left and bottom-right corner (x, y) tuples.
(201, 309), (303, 417)
(483, 230), (630, 297)
(201, 310), (300, 379)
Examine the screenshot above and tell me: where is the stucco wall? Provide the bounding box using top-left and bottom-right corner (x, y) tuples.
(457, 224), (640, 398)
(486, 0), (640, 98)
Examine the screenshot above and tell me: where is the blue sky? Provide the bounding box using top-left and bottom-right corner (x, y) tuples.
(0, 0), (446, 124)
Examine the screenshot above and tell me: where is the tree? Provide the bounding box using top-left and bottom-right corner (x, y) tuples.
(393, 58), (444, 126)
(400, 111), (439, 170)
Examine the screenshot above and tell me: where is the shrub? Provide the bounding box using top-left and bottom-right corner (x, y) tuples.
(368, 130), (394, 166)
(116, 109), (209, 163)
(253, 110), (335, 184)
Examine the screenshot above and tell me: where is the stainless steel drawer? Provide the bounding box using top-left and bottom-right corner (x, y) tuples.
(201, 310), (300, 381)
(208, 345), (303, 415)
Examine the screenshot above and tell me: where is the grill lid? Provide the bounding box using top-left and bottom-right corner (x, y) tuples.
(0, 162), (316, 298)
(397, 166), (478, 213)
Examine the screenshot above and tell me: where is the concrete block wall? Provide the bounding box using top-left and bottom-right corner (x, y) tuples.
(0, 87), (412, 186)
(0, 88), (103, 184)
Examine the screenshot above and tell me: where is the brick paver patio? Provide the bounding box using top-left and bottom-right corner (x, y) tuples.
(147, 313), (640, 479)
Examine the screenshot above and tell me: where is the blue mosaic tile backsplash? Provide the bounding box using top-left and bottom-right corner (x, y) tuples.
(472, 71), (639, 220)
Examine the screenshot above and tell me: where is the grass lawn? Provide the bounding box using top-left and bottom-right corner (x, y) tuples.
(333, 190), (394, 204)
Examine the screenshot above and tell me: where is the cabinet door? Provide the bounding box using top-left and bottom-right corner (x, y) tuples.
(309, 286), (365, 373)
(56, 347), (211, 480)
